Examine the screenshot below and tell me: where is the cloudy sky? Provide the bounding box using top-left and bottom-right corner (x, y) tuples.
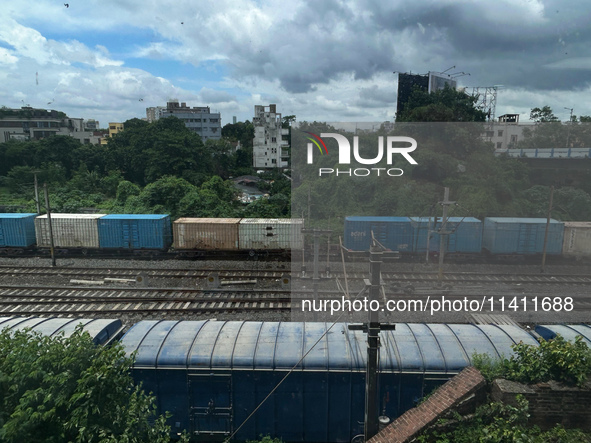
(1, 0), (589, 127)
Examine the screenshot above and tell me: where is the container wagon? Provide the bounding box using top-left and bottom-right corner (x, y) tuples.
(0, 213), (37, 251)
(35, 213), (105, 250)
(562, 221), (591, 259)
(239, 218), (304, 252)
(121, 320), (537, 442)
(482, 217), (564, 255)
(98, 214), (172, 251)
(344, 216), (413, 253)
(410, 217), (482, 255)
(173, 218), (241, 251)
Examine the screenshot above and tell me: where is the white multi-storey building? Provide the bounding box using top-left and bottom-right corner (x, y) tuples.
(146, 100), (221, 141)
(252, 104), (289, 168)
(483, 114), (536, 151)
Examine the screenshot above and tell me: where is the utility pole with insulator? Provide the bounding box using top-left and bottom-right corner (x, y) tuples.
(348, 235), (395, 441)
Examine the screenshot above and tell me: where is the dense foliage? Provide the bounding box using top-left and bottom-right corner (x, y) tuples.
(473, 334), (591, 387)
(0, 326), (182, 443)
(0, 115), (290, 218)
(416, 336), (591, 442)
(417, 396), (591, 443)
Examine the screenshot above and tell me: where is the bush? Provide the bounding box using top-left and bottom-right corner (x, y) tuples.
(505, 335), (591, 387)
(473, 334), (591, 387)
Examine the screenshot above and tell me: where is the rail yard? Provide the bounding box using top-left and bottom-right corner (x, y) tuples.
(2, 256), (591, 325)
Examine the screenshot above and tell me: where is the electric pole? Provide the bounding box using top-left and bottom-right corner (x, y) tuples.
(541, 186), (554, 273)
(438, 187), (454, 283)
(43, 183), (56, 267)
(348, 236), (395, 441)
(33, 171), (41, 213)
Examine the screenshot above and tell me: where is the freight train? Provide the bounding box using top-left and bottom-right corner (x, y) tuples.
(0, 213), (590, 261)
(2, 316), (589, 442)
(0, 213), (304, 258)
(343, 216), (591, 261)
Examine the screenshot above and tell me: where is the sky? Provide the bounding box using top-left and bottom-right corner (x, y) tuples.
(0, 0), (590, 127)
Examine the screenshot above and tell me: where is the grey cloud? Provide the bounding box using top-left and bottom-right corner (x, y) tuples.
(199, 88), (236, 103)
(213, 0), (591, 95)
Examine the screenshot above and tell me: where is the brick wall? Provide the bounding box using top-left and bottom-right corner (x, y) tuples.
(368, 366), (486, 443)
(492, 379), (591, 430)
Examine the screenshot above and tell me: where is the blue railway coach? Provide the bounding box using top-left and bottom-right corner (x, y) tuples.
(98, 214), (172, 250)
(0, 316), (124, 345)
(121, 320), (537, 442)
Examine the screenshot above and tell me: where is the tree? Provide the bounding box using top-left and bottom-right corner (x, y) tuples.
(396, 85), (486, 122)
(0, 326), (181, 443)
(530, 106), (559, 122)
(106, 116), (210, 186)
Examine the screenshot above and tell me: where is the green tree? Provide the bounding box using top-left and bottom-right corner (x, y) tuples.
(0, 326), (179, 443)
(136, 176), (197, 218)
(530, 105), (560, 122)
(396, 85), (487, 122)
(106, 116), (210, 186)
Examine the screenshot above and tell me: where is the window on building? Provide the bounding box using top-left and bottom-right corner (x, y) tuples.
(271, 137), (276, 142)
(496, 142), (503, 149)
(498, 130), (503, 137)
(272, 159), (276, 163)
(210, 119), (218, 123)
(510, 135), (518, 143)
(485, 131), (494, 137)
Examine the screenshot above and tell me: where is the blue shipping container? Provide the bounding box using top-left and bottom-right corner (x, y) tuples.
(483, 217), (564, 255)
(410, 217), (482, 253)
(344, 216), (413, 252)
(122, 320), (537, 442)
(0, 213), (37, 247)
(98, 214), (172, 250)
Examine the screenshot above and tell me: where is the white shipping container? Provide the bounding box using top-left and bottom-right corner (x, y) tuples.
(239, 218), (304, 250)
(562, 222), (591, 257)
(35, 214), (105, 248)
(173, 218), (241, 250)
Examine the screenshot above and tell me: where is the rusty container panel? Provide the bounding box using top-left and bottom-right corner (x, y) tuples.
(35, 214), (105, 248)
(239, 218), (304, 250)
(173, 218), (241, 250)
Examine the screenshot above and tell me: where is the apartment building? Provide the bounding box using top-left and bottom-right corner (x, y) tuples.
(146, 100), (221, 141)
(252, 104), (289, 168)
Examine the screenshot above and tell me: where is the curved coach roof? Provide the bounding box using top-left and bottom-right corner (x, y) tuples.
(0, 317), (123, 345)
(122, 320), (538, 372)
(536, 324), (591, 345)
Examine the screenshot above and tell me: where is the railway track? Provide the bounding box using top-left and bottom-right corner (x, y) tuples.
(1, 284), (590, 317)
(0, 286), (293, 316)
(2, 266), (591, 286)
